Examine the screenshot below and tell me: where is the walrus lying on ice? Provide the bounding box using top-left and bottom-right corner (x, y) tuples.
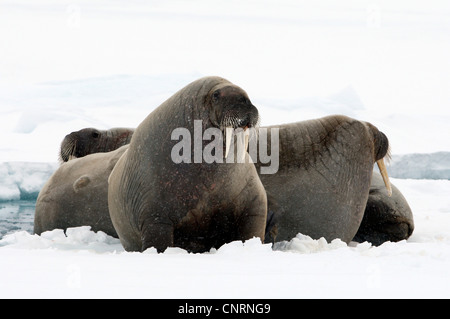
(34, 145), (129, 237)
(255, 116), (411, 244)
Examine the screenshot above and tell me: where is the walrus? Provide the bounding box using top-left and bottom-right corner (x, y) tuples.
(255, 115), (392, 244)
(352, 171), (414, 245)
(108, 76), (268, 253)
(59, 127), (134, 163)
(34, 145), (129, 237)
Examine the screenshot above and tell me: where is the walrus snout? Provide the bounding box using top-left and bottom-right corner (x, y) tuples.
(239, 118), (250, 129)
(218, 105), (259, 130)
(237, 110), (259, 130)
(59, 133), (77, 163)
(211, 97), (259, 160)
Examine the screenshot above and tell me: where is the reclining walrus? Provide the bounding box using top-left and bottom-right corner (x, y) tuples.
(254, 115), (403, 244)
(34, 145), (129, 237)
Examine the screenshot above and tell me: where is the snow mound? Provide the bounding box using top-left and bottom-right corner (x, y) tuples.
(213, 237), (274, 255)
(0, 226), (122, 253)
(273, 233), (348, 253)
(0, 226), (351, 255)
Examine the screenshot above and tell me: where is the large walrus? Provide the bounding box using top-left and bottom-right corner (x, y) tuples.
(34, 145), (129, 237)
(59, 127), (134, 163)
(108, 76), (268, 253)
(256, 115), (393, 244)
(353, 171), (414, 245)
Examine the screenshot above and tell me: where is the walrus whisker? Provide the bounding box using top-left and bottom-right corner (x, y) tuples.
(385, 146), (392, 164)
(69, 140), (77, 160)
(220, 111), (243, 129)
(59, 138), (77, 163)
(255, 115), (261, 129)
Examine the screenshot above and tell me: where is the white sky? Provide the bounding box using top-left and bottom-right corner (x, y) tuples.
(1, 0), (449, 159)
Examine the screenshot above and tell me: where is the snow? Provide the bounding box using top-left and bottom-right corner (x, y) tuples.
(1, 203), (450, 298)
(0, 0), (450, 298)
(0, 162), (57, 201)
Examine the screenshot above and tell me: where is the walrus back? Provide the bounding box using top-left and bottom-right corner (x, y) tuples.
(35, 146), (128, 237)
(258, 115), (378, 243)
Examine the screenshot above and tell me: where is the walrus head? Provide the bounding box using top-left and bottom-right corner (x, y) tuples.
(59, 127), (134, 163)
(206, 84), (260, 158)
(59, 128), (100, 163)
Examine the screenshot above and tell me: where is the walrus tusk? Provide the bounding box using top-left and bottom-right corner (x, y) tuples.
(225, 127), (233, 158)
(376, 158), (392, 197)
(243, 129), (250, 162)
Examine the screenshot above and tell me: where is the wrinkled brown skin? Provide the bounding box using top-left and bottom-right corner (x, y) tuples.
(108, 76), (267, 253)
(257, 115), (390, 244)
(352, 171), (414, 245)
(34, 145), (129, 237)
(59, 127), (134, 163)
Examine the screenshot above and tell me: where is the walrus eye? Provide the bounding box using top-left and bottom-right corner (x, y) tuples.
(212, 90), (220, 102)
